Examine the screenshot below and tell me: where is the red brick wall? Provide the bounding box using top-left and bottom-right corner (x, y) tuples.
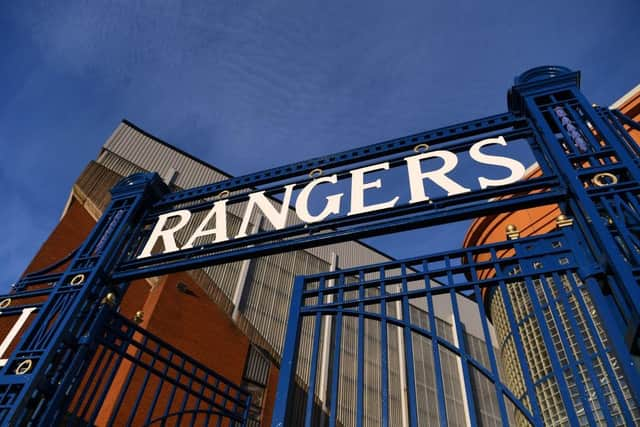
(22, 199), (96, 276)
(261, 363), (280, 426)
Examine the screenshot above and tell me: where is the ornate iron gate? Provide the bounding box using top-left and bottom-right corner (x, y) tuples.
(65, 306), (251, 426)
(272, 228), (640, 426)
(0, 66), (639, 426)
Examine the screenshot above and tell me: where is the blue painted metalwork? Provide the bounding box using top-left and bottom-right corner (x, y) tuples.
(0, 65), (639, 425)
(0, 173), (172, 425)
(63, 305), (251, 426)
(509, 69), (640, 384)
(115, 123), (565, 281)
(271, 229), (640, 426)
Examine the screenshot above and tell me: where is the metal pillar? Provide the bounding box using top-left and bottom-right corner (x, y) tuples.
(0, 173), (168, 425)
(508, 66), (640, 365)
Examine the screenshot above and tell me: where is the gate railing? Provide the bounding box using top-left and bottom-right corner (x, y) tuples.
(64, 306), (251, 426)
(272, 228), (640, 427)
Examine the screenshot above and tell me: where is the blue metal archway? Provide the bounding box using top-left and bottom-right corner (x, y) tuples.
(0, 66), (638, 426)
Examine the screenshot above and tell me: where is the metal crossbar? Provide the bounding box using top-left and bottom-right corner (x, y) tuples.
(64, 307), (251, 426)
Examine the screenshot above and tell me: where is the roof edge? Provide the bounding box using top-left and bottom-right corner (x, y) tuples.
(120, 119), (234, 180)
(610, 83), (640, 110)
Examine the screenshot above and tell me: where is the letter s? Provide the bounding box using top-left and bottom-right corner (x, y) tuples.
(470, 136), (526, 189)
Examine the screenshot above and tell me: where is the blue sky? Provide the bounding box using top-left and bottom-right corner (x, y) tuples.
(1, 1), (639, 291)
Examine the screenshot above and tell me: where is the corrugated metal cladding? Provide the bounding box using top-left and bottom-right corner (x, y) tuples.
(102, 122), (230, 190)
(74, 161), (124, 212)
(244, 346), (271, 386)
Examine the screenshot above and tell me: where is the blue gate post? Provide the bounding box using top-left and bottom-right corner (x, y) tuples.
(508, 66), (640, 400)
(271, 276), (305, 427)
(0, 173), (168, 425)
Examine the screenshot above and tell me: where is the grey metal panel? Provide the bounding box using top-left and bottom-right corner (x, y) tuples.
(102, 123), (230, 190)
(74, 161), (124, 212)
(96, 152), (146, 179)
(244, 346), (270, 386)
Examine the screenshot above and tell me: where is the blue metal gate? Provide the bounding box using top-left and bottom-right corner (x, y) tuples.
(0, 257), (252, 427)
(273, 227), (640, 426)
(1, 66), (640, 426)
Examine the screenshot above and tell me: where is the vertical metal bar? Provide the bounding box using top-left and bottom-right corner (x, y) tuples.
(319, 252), (338, 426)
(422, 260), (448, 427)
(400, 264), (419, 426)
(177, 363), (198, 426)
(446, 255), (478, 426)
(379, 266), (389, 427)
(600, 196), (640, 266)
(466, 248), (511, 425)
(89, 341), (127, 424)
(190, 371), (209, 427)
(108, 336), (152, 424)
(270, 276), (305, 427)
(621, 192), (640, 225)
(493, 248), (544, 426)
(328, 273), (345, 427)
(605, 109), (640, 157)
(140, 342), (170, 425)
(394, 307), (410, 427)
(216, 385), (227, 427)
(205, 377), (218, 427)
(518, 270), (583, 426)
(356, 270), (365, 427)
(77, 316), (120, 423)
(162, 354), (187, 422)
(72, 342), (110, 418)
(241, 394), (252, 427)
(304, 277), (325, 427)
(548, 267), (619, 426)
